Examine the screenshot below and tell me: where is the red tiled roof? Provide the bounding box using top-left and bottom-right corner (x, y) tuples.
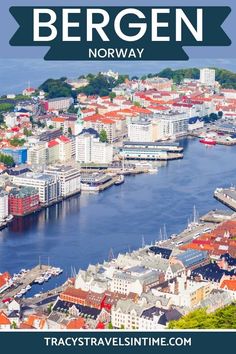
(48, 140), (59, 148)
(0, 311), (11, 326)
(58, 135), (70, 143)
(0, 272), (11, 289)
(220, 279), (236, 291)
(66, 317), (85, 329)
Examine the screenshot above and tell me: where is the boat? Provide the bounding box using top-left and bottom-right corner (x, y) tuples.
(148, 167), (158, 174)
(115, 175), (125, 185)
(6, 215), (14, 223)
(44, 273), (51, 282)
(199, 137), (216, 145)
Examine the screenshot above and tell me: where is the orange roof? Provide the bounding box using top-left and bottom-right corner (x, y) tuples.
(51, 117), (66, 123)
(48, 140), (59, 148)
(0, 311), (11, 326)
(131, 106), (152, 114)
(220, 279), (236, 291)
(66, 317), (85, 329)
(26, 314), (46, 329)
(61, 287), (88, 300)
(0, 272), (11, 288)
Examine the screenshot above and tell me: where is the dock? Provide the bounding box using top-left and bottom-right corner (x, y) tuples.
(0, 265), (54, 300)
(214, 188), (236, 211)
(200, 209), (234, 223)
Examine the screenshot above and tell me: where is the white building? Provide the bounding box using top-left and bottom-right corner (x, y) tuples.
(27, 143), (48, 166)
(128, 121), (152, 142)
(44, 165), (81, 198)
(111, 300), (145, 329)
(0, 191), (9, 221)
(200, 68), (216, 86)
(154, 111), (189, 139)
(101, 69), (119, 80)
(76, 133), (113, 164)
(56, 136), (72, 162)
(12, 173), (60, 205)
(4, 113), (17, 128)
(45, 97), (73, 111)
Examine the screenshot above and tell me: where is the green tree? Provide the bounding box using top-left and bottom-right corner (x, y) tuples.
(23, 127), (32, 137)
(48, 125), (54, 129)
(108, 322), (113, 329)
(68, 127), (72, 135)
(11, 321), (18, 329)
(99, 129), (108, 143)
(39, 77), (72, 99)
(10, 137), (26, 147)
(0, 103), (15, 113)
(0, 153), (15, 167)
(168, 304), (236, 329)
(47, 303), (53, 315)
(133, 101), (141, 107)
(68, 104), (77, 113)
(109, 92), (116, 102)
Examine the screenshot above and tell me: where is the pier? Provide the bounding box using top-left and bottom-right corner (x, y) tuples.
(214, 188), (236, 211)
(0, 265), (55, 300)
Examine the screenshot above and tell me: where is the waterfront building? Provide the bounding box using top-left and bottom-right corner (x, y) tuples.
(44, 165), (81, 198)
(2, 147), (27, 165)
(153, 111), (189, 139)
(200, 68), (216, 86)
(8, 187), (40, 216)
(120, 141), (183, 160)
(27, 143), (48, 166)
(188, 117), (204, 131)
(0, 191), (9, 221)
(128, 121), (153, 142)
(12, 172), (61, 205)
(43, 97), (73, 111)
(76, 133), (113, 164)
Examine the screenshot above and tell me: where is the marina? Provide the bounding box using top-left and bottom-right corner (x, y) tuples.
(0, 265), (63, 300)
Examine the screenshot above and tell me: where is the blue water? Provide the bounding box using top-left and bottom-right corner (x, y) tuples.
(0, 138), (235, 295)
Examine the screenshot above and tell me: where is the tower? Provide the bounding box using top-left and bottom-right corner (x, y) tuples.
(74, 104), (84, 136)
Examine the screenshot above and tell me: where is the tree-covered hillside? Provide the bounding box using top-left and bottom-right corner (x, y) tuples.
(168, 304), (236, 329)
(157, 67), (236, 89)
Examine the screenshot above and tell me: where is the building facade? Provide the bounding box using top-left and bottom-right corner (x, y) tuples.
(44, 165), (81, 198)
(9, 187), (40, 216)
(12, 173), (61, 205)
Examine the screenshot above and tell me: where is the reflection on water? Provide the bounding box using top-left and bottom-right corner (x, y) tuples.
(0, 138), (235, 281)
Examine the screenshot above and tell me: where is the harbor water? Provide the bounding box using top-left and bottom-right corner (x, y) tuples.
(0, 138), (236, 294)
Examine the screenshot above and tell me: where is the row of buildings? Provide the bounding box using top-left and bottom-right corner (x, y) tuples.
(0, 165), (81, 218)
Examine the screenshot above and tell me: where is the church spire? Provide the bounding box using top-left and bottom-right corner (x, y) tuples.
(75, 103), (84, 135)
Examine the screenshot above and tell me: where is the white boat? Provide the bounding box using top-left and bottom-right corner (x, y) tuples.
(44, 273), (51, 281)
(115, 175), (125, 185)
(148, 167), (158, 174)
